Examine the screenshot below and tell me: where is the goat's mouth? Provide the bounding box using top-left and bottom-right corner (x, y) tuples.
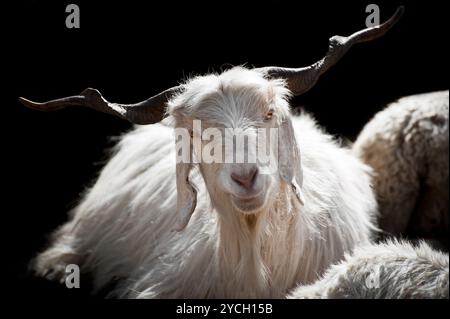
(230, 191), (267, 214)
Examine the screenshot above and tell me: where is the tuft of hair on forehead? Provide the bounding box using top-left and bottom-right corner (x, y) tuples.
(167, 66), (291, 124)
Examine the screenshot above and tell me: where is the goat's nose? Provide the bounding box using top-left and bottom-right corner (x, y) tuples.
(231, 167), (258, 190)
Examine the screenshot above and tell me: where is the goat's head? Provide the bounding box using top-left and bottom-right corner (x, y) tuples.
(18, 7), (404, 230)
(168, 67), (297, 222)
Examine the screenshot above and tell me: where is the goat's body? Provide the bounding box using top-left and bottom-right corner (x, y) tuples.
(353, 91), (449, 250)
(288, 240), (449, 299)
(36, 113), (377, 298)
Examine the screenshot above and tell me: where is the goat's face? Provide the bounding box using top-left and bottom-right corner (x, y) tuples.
(169, 67), (302, 225)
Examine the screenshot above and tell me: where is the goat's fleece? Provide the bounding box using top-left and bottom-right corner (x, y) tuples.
(353, 91), (449, 246)
(34, 68), (378, 298)
(288, 240), (449, 299)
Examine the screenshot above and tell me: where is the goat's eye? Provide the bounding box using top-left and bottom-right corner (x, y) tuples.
(264, 109), (274, 121)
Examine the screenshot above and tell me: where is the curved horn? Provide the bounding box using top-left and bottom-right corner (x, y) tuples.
(18, 86), (182, 125)
(19, 7), (404, 123)
(256, 6), (404, 96)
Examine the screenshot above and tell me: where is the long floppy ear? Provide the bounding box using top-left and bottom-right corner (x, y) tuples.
(278, 117), (304, 205)
(172, 115), (198, 231)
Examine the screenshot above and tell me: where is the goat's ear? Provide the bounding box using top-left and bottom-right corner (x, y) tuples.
(172, 113), (198, 231)
(278, 117), (305, 205)
(174, 161), (197, 231)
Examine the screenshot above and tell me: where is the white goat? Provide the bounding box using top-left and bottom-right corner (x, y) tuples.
(353, 91), (449, 250)
(31, 68), (377, 298)
(20, 8), (404, 298)
(288, 240), (449, 299)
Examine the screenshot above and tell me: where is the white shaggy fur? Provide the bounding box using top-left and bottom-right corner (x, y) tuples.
(288, 240), (449, 299)
(353, 91), (449, 249)
(34, 67), (377, 298)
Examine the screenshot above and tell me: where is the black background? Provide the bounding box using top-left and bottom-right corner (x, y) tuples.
(2, 0), (448, 302)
